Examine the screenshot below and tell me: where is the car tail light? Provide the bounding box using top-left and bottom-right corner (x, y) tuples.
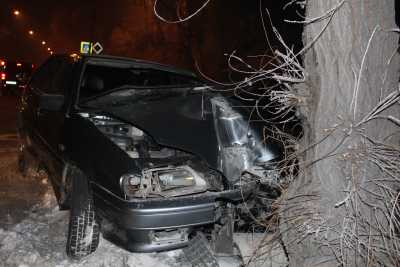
(1, 72), (5, 80)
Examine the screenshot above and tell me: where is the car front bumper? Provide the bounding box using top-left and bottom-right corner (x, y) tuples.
(92, 183), (249, 252)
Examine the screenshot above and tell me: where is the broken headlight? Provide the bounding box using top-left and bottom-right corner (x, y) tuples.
(158, 169), (198, 189)
(120, 166), (208, 199)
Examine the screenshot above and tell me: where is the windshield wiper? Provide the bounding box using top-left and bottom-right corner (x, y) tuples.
(80, 84), (138, 103)
(107, 94), (158, 107)
(83, 91), (180, 108)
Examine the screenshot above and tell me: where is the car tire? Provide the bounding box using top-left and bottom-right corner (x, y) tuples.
(66, 172), (100, 259)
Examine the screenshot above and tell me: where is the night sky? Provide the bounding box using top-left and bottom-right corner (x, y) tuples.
(0, 0), (303, 78)
(1, 0), (120, 63)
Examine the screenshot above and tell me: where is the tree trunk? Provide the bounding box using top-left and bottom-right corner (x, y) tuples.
(281, 0), (400, 266)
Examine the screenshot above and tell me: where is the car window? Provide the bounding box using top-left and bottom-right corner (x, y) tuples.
(29, 57), (61, 93)
(41, 59), (62, 94)
(29, 59), (52, 91)
(79, 64), (201, 100)
(51, 59), (73, 95)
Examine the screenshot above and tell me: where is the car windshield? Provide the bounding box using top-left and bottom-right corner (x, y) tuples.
(79, 63), (206, 107)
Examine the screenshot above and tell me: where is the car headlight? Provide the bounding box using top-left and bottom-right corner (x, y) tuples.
(158, 168), (205, 189)
(120, 166), (208, 199)
(120, 173), (142, 197)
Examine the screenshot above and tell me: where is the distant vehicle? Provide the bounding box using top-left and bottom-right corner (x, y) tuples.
(17, 54), (284, 261)
(0, 60), (34, 95)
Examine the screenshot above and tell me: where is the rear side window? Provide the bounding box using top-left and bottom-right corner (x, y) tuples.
(29, 57), (73, 95)
(29, 59), (52, 91)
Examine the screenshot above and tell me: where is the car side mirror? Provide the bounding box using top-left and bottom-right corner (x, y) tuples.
(39, 94), (65, 111)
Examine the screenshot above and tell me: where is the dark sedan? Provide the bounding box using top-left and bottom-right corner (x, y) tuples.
(17, 54), (284, 259)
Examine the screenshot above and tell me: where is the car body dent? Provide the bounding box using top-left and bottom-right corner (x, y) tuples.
(93, 95), (283, 185)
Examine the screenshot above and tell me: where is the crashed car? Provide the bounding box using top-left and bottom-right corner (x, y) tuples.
(17, 54), (284, 259)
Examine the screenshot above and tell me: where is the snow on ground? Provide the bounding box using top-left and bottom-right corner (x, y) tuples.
(0, 152), (287, 267)
(234, 234), (288, 267)
(0, 187), (188, 267)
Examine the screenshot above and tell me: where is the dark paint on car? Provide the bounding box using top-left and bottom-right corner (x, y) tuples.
(17, 54), (284, 259)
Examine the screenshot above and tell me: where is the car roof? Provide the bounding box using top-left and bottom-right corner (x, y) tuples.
(54, 54), (197, 78)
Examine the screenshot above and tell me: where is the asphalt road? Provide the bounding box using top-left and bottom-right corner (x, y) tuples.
(0, 95), (18, 153)
(0, 95), (18, 135)
(0, 95), (49, 229)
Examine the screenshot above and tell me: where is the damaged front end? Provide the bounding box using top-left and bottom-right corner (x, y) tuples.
(83, 113), (225, 200)
(211, 97), (281, 185)
(79, 93), (284, 255)
(121, 165), (209, 198)
(211, 97), (284, 234)
(83, 94), (283, 200)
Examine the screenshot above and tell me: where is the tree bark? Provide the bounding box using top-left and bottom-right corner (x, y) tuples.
(281, 0), (400, 266)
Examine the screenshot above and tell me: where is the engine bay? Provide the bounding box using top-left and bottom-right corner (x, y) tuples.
(87, 114), (190, 160)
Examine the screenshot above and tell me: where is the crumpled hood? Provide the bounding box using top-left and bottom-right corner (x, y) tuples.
(103, 94), (220, 169)
(102, 93), (284, 178)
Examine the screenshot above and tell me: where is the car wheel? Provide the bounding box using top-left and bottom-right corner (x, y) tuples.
(66, 173), (100, 259)
(59, 165), (73, 210)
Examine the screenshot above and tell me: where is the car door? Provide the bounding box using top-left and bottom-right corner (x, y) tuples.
(36, 57), (74, 193)
(20, 58), (53, 155)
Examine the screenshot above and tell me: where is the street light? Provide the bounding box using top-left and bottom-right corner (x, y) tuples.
(41, 41), (46, 45)
(28, 30), (34, 35)
(13, 10), (20, 16)
(47, 47), (51, 51)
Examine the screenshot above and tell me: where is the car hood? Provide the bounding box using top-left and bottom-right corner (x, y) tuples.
(102, 94), (220, 169)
